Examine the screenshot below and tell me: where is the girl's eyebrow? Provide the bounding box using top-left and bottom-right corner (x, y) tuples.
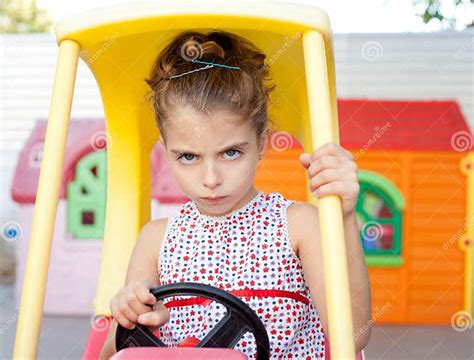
(171, 141), (249, 155)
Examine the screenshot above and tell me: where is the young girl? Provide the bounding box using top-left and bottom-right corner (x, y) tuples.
(100, 30), (372, 359)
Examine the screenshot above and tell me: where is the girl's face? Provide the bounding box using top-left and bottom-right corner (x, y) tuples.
(161, 106), (268, 217)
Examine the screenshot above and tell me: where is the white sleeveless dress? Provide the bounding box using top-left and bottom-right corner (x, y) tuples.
(158, 191), (326, 359)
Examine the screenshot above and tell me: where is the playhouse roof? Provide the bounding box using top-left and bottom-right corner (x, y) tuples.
(11, 99), (472, 203)
(11, 119), (187, 204)
(11, 119), (106, 204)
(338, 99), (471, 151)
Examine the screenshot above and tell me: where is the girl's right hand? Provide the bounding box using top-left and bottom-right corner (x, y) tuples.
(110, 280), (170, 330)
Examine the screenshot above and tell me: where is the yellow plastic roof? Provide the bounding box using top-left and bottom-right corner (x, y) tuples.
(55, 1), (331, 43)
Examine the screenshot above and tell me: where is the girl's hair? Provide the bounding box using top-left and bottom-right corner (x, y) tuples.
(145, 30), (276, 145)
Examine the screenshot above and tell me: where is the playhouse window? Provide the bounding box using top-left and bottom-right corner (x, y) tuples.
(67, 151), (107, 240)
(356, 170), (405, 267)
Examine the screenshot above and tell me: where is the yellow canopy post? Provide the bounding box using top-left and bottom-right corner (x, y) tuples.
(13, 39), (80, 359)
(13, 2), (356, 358)
(302, 30), (355, 357)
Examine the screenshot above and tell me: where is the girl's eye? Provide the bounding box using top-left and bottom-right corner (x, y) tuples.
(176, 149), (242, 164)
(176, 153), (196, 164)
(223, 149), (242, 160)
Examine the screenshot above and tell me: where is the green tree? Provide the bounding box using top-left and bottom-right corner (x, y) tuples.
(0, 0), (52, 33)
(412, 0), (473, 30)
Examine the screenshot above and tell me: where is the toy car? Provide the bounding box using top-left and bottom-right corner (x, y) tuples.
(12, 2), (363, 358)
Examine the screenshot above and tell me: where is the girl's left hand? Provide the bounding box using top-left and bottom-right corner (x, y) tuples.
(299, 142), (360, 217)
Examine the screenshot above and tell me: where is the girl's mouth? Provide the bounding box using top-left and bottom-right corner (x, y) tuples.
(201, 196), (227, 203)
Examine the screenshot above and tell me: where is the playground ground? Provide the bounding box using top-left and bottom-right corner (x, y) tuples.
(1, 284), (473, 359)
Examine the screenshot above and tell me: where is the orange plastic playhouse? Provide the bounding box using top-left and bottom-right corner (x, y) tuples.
(259, 98), (473, 325)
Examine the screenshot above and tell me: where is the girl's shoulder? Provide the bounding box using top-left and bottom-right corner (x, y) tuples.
(126, 218), (170, 283)
(139, 218), (170, 247)
(143, 217), (169, 233)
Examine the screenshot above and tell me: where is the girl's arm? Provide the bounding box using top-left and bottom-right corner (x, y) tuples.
(100, 217), (169, 359)
(288, 203), (372, 352)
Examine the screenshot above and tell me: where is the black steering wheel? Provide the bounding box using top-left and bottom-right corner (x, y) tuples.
(115, 282), (270, 360)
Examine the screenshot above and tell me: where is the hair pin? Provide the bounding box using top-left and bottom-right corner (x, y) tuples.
(169, 59), (241, 79)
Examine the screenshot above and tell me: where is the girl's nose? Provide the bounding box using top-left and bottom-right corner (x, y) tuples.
(202, 161), (223, 189)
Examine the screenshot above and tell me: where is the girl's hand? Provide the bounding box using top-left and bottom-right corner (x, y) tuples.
(110, 280), (170, 330)
(299, 142), (360, 217)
